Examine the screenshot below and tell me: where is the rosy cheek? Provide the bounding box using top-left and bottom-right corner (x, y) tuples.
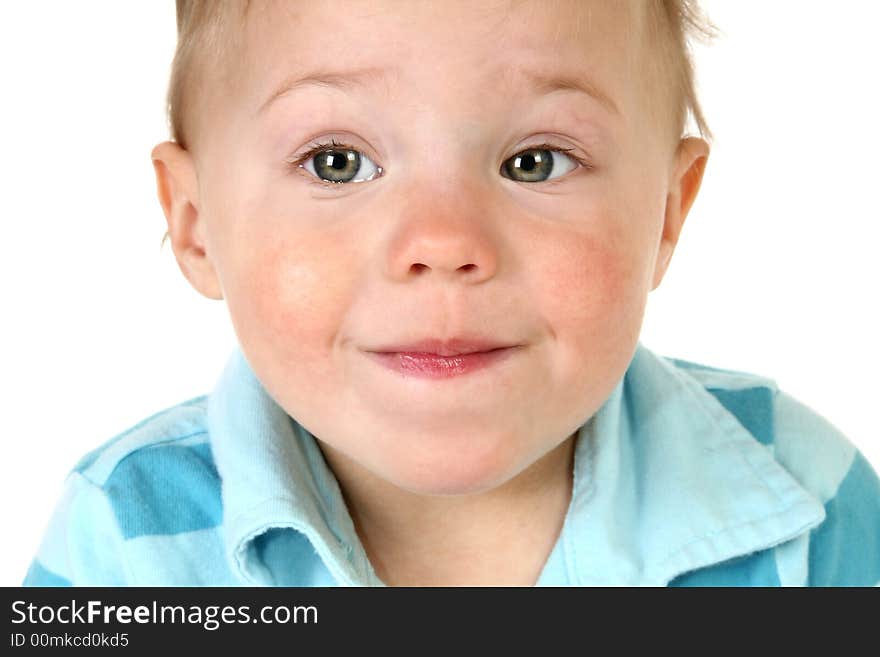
(534, 231), (648, 384)
(244, 236), (355, 370)
(544, 228), (642, 313)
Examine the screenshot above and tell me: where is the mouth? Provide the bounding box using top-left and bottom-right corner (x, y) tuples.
(363, 345), (521, 379)
(367, 337), (518, 357)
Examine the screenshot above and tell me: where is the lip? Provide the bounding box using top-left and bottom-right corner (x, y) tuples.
(364, 346), (521, 379)
(368, 337), (516, 357)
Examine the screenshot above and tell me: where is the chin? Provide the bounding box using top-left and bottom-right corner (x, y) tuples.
(378, 439), (528, 497)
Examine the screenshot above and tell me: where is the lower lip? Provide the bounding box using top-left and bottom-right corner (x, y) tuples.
(365, 347), (520, 379)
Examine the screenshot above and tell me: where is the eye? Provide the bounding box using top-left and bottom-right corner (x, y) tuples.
(286, 139), (590, 189)
(289, 139), (383, 186)
(500, 144), (587, 184)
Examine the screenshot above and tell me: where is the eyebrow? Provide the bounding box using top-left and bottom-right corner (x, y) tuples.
(256, 66), (390, 116)
(256, 65), (620, 117)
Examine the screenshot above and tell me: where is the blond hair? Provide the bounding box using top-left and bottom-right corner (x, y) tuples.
(165, 0), (250, 155)
(642, 0), (719, 148)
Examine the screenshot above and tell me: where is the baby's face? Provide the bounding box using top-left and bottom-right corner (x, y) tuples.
(159, 0), (707, 495)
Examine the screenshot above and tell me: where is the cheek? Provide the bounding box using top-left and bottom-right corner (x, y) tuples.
(536, 226), (647, 330)
(225, 230), (357, 372)
(526, 215), (652, 380)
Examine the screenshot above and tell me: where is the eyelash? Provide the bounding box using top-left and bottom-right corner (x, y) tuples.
(286, 138), (592, 190)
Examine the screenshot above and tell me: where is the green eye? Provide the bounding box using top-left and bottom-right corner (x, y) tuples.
(501, 145), (586, 184)
(313, 148), (361, 183)
(293, 140), (382, 185)
(288, 139), (588, 189)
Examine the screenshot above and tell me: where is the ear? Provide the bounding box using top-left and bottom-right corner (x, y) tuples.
(651, 136), (710, 290)
(151, 141), (223, 300)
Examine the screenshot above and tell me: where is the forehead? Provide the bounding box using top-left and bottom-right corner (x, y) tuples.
(235, 0), (645, 124)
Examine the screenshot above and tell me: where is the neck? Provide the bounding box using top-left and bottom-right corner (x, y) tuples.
(317, 432), (577, 586)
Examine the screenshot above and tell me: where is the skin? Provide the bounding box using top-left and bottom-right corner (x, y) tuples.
(151, 0), (709, 585)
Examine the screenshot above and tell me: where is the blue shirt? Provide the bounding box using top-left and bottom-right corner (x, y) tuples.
(23, 343), (880, 586)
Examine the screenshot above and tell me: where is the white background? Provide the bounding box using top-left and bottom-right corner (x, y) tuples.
(1, 1), (877, 585)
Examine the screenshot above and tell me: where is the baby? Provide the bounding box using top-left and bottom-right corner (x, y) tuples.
(24, 0), (880, 586)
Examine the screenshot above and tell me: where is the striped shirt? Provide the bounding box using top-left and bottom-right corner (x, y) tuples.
(23, 343), (880, 586)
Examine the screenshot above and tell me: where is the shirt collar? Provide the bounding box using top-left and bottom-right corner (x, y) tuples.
(538, 343), (827, 585)
(207, 343), (825, 586)
(206, 348), (381, 586)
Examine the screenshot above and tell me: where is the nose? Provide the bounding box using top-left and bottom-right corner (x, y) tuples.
(384, 178), (500, 284)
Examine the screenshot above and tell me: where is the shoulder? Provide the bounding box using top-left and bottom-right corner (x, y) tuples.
(661, 353), (863, 504)
(25, 395), (223, 586)
(70, 394), (223, 539)
(662, 352), (880, 586)
(72, 394), (214, 487)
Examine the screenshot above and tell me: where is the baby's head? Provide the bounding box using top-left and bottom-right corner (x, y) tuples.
(152, 0), (714, 497)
